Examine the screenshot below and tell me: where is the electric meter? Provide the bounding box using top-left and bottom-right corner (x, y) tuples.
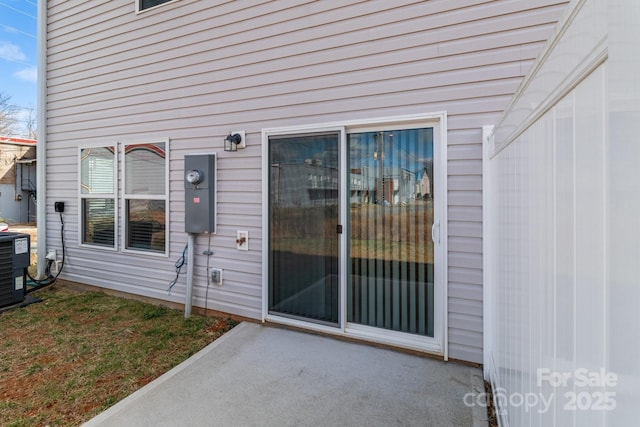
(186, 169), (203, 185)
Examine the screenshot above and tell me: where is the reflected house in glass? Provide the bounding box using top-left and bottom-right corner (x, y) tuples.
(271, 159), (338, 208)
(420, 167), (431, 200)
(348, 130), (432, 207)
(271, 160), (421, 208)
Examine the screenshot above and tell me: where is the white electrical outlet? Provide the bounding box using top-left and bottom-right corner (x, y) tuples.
(210, 268), (223, 286)
(51, 260), (62, 276)
(236, 230), (249, 251)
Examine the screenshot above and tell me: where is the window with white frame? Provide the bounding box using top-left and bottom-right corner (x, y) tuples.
(123, 141), (169, 254)
(78, 141), (169, 255)
(137, 0), (177, 12)
(80, 146), (117, 248)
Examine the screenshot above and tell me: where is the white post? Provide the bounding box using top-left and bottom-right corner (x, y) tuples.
(482, 125), (494, 380)
(184, 233), (195, 318)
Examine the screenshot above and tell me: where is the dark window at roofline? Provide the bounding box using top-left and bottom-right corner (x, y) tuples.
(140, 0), (173, 11)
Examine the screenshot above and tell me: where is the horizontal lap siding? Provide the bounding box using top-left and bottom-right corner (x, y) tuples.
(46, 0), (568, 362)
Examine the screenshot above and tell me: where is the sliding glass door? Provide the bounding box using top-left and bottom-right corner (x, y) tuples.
(268, 132), (340, 325)
(347, 129), (434, 337)
(266, 124), (437, 341)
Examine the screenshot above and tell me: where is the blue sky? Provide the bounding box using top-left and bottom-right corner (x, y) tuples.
(0, 0), (37, 136)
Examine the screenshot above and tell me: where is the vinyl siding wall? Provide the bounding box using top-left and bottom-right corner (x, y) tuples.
(45, 0), (568, 364)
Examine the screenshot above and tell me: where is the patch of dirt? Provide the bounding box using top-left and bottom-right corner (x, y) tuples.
(485, 380), (498, 427)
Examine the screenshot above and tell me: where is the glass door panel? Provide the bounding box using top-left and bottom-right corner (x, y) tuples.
(268, 133), (340, 325)
(347, 128), (434, 337)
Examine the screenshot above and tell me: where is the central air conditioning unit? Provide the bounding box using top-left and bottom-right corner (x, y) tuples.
(0, 232), (30, 308)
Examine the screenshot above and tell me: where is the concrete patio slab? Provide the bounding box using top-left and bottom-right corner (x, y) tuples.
(83, 322), (487, 427)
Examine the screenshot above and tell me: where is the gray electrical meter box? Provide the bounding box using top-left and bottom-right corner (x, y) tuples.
(184, 154), (216, 233)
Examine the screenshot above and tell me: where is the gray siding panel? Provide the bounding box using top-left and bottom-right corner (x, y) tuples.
(449, 222), (483, 238)
(449, 312), (483, 333)
(449, 252), (484, 270)
(448, 144), (483, 161)
(46, 0), (569, 363)
(449, 267), (484, 286)
(448, 237), (483, 254)
(449, 330), (483, 350)
(448, 191), (483, 207)
(449, 298), (483, 318)
(448, 206), (483, 222)
(448, 160), (483, 176)
(449, 282), (483, 302)
(448, 343), (483, 364)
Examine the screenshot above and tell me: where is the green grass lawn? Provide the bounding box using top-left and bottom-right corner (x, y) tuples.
(0, 286), (237, 427)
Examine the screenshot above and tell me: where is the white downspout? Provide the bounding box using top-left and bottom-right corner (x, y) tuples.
(36, 0), (47, 279)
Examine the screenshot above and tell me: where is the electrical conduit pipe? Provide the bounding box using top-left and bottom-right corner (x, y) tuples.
(184, 233), (194, 318)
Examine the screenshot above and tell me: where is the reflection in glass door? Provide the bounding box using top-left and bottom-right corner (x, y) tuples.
(347, 129), (434, 337)
(268, 133), (340, 325)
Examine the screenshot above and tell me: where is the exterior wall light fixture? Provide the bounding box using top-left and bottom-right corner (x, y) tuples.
(224, 132), (245, 152)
